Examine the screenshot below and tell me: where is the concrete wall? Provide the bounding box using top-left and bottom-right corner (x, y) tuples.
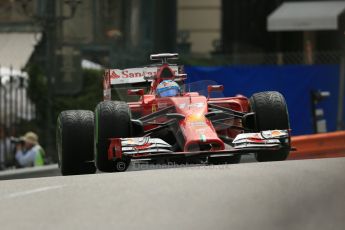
(177, 0), (221, 54)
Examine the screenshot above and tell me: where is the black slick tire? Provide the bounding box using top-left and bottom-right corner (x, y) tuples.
(95, 101), (132, 172)
(57, 110), (96, 175)
(249, 91), (290, 162)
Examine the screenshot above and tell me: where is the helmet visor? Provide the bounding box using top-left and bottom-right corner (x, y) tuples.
(159, 88), (179, 97)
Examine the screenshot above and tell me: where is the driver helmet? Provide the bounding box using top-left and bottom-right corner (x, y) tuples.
(156, 80), (180, 97)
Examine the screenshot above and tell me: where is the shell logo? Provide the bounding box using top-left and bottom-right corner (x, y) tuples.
(271, 130), (283, 137)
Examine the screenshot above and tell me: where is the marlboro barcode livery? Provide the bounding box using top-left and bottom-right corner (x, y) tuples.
(57, 53), (293, 175)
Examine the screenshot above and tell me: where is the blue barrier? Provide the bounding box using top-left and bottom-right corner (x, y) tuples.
(185, 65), (340, 135)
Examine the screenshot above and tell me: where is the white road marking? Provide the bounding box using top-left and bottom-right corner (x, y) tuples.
(2, 185), (65, 200)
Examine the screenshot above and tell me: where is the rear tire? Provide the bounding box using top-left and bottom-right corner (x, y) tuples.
(95, 101), (132, 172)
(57, 110), (96, 175)
(249, 91), (290, 162)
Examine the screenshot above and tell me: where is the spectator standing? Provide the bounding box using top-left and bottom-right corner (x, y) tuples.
(15, 132), (45, 167)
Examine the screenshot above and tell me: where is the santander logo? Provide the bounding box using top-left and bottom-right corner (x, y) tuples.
(110, 71), (121, 79)
(109, 66), (179, 84)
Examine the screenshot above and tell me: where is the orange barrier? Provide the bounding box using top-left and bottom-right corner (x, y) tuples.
(288, 131), (345, 160)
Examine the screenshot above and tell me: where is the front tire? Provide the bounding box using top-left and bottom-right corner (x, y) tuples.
(249, 91), (290, 162)
(95, 101), (132, 172)
(57, 110), (96, 175)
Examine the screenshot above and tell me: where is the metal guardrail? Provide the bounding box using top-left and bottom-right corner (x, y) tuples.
(289, 131), (345, 160)
(0, 164), (59, 180)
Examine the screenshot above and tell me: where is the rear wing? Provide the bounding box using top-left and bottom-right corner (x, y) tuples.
(105, 66), (180, 85)
(103, 53), (183, 100)
(103, 65), (180, 101)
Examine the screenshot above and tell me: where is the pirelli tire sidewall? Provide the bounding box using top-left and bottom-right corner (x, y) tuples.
(95, 101), (132, 172)
(249, 91), (290, 162)
(57, 110), (96, 175)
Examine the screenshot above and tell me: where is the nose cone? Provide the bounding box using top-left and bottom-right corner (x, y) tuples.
(181, 113), (224, 152)
(163, 96), (225, 151)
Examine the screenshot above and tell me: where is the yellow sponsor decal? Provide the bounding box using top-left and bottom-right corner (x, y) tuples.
(152, 104), (157, 112)
(186, 113), (205, 122)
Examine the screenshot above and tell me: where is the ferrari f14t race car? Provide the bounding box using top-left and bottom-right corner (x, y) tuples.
(57, 53), (293, 175)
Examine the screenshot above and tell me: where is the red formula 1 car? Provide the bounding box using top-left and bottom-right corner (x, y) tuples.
(57, 53), (292, 175)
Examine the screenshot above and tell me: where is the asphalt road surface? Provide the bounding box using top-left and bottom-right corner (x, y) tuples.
(0, 157), (344, 230)
(0, 154), (257, 180)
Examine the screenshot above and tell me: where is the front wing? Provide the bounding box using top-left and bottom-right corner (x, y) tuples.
(107, 130), (293, 161)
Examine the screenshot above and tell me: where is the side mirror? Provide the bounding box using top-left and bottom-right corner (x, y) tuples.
(128, 89), (144, 96)
(174, 74), (187, 82)
(208, 85), (224, 92)
(208, 85), (224, 98)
